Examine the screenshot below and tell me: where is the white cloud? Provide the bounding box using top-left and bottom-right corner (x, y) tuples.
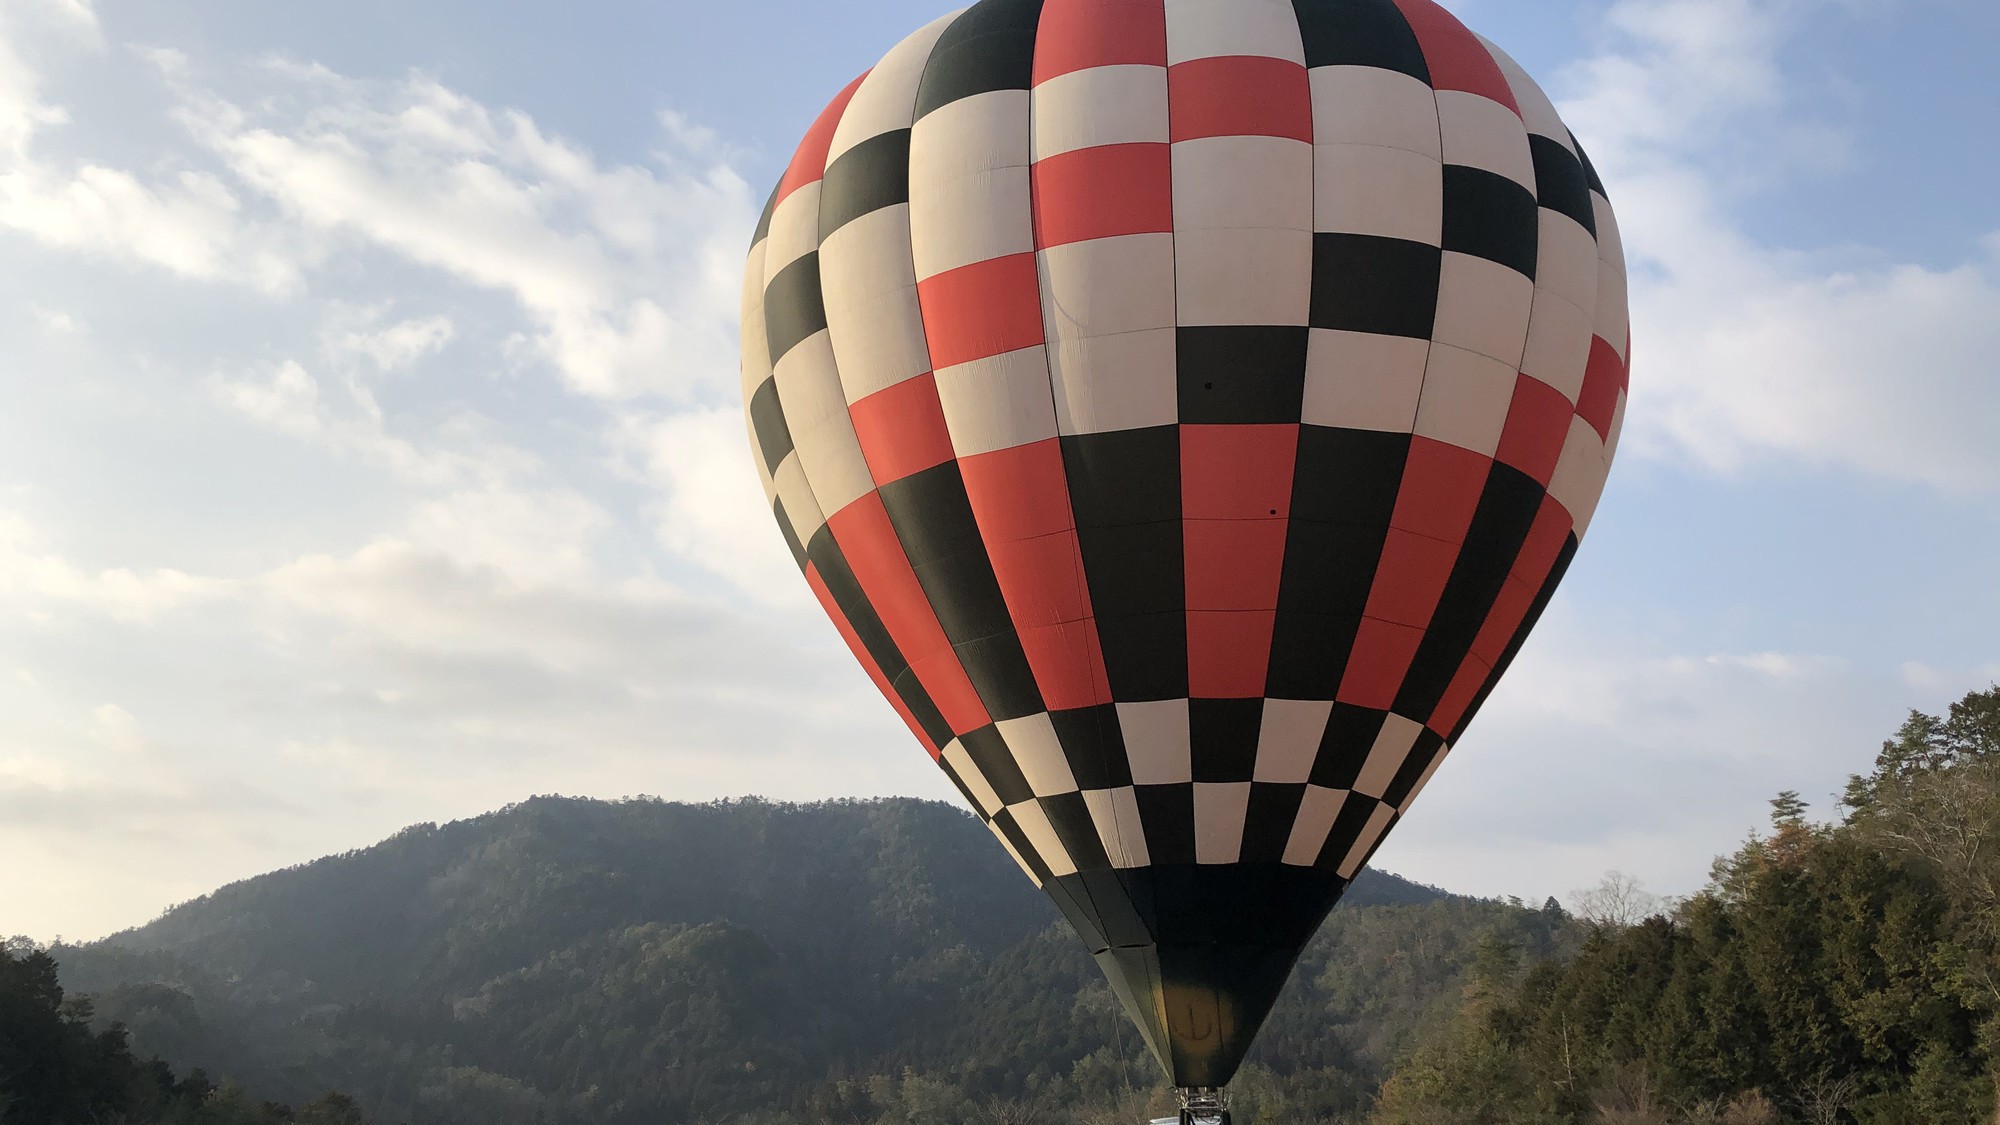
(1560, 0), (2000, 492)
(171, 70), (756, 401)
(87, 702), (144, 754)
(0, 511), (232, 622)
(325, 308), (455, 373)
(29, 303), (81, 333)
(614, 405), (807, 606)
(210, 358), (540, 487)
(1378, 600), (1905, 899)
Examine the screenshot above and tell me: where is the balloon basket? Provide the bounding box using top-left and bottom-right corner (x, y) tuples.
(1172, 1086), (1230, 1125)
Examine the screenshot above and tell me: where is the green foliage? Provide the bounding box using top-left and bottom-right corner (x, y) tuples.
(53, 795), (1502, 1125)
(1373, 686), (2000, 1124)
(0, 939), (369, 1124)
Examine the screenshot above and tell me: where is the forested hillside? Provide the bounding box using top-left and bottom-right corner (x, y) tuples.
(41, 688), (1996, 1125)
(51, 796), (1542, 1124)
(1372, 686), (2000, 1125)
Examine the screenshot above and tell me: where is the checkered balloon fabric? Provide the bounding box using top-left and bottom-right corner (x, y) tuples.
(740, 0), (1625, 1090)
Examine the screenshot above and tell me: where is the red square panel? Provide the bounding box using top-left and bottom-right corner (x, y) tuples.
(1510, 494), (1574, 588)
(1032, 0), (1167, 83)
(777, 72), (869, 205)
(1019, 620), (1113, 711)
(1494, 374), (1573, 486)
(960, 438), (1075, 541)
(826, 494), (989, 734)
(917, 252), (1046, 369)
(1337, 616), (1426, 710)
(805, 560), (937, 756)
(1167, 56), (1312, 143)
(1429, 654), (1493, 738)
(849, 372), (956, 485)
(986, 530), (1093, 627)
(907, 648), (993, 736)
(1364, 528), (1459, 628)
(1184, 518), (1288, 611)
(1389, 0), (1519, 113)
(1181, 424), (1299, 519)
(1032, 143), (1173, 248)
(1389, 437), (1489, 544)
(1188, 610), (1277, 698)
(1576, 336), (1625, 441)
(1470, 573), (1536, 667)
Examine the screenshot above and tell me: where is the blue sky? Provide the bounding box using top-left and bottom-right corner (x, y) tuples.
(1, 0), (1996, 940)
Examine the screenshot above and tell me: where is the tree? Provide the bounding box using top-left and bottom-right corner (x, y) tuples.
(1568, 872), (1662, 930)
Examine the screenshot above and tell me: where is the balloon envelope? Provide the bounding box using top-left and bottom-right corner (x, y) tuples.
(740, 0), (1626, 1089)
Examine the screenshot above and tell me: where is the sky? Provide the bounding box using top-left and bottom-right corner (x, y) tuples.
(0, 0), (1995, 942)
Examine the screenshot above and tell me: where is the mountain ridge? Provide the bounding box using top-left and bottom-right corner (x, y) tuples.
(56, 795), (1547, 1125)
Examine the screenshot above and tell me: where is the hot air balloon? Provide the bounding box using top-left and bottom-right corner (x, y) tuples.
(740, 0), (1626, 1119)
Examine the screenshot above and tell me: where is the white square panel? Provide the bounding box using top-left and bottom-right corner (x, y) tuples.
(1031, 65), (1169, 160)
(1173, 226), (1312, 326)
(826, 283), (932, 403)
(1165, 0), (1304, 63)
(1253, 698), (1334, 783)
(1118, 699), (1192, 785)
(943, 738), (1004, 815)
(1432, 251), (1534, 366)
(910, 89), (1031, 180)
(1194, 782), (1254, 864)
(1354, 713), (1423, 798)
(1047, 328), (1179, 435)
(1312, 143), (1442, 243)
(934, 345), (1059, 458)
(909, 167), (1034, 280)
(1007, 799), (1079, 878)
(1413, 343), (1516, 458)
(1303, 329), (1430, 432)
(1436, 89), (1534, 190)
(1308, 66), (1440, 158)
(1282, 785), (1349, 867)
(1547, 413), (1611, 531)
(996, 712), (1081, 797)
(1083, 786), (1151, 868)
(1039, 233), (1176, 339)
(774, 331), (877, 516)
(1518, 290), (1592, 405)
(984, 818), (1043, 887)
(1536, 211), (1599, 312)
(1335, 801), (1397, 879)
(762, 181), (823, 278)
(1171, 135), (1312, 231)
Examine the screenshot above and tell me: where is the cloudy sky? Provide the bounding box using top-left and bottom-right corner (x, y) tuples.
(2, 0), (1995, 941)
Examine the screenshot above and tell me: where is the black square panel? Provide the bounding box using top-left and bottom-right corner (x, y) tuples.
(820, 128), (912, 237)
(1442, 166), (1539, 280)
(1293, 0), (1430, 81)
(1310, 233), (1442, 340)
(1062, 427), (1181, 528)
(1529, 134), (1596, 237)
(1177, 326), (1310, 424)
(1189, 698), (1264, 783)
(1052, 705), (1133, 790)
(763, 251), (828, 362)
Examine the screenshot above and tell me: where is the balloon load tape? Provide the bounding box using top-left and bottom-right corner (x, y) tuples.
(1175, 1086), (1229, 1125)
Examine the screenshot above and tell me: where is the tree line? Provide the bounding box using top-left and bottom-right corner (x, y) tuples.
(0, 937), (370, 1124)
(1372, 686), (2000, 1124)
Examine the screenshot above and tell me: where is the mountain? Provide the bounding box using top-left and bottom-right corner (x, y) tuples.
(55, 795), (1562, 1124)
